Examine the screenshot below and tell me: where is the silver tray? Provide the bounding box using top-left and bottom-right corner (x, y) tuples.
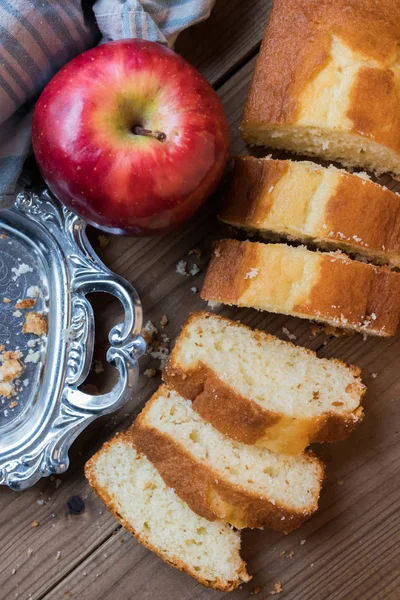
(0, 189), (145, 490)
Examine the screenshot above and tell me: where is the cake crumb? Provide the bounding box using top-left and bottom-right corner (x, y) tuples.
(93, 360), (104, 374)
(23, 312), (47, 336)
(27, 286), (41, 298)
(189, 248), (201, 257)
(300, 539), (306, 545)
(244, 268), (258, 280)
(15, 298), (36, 310)
(144, 368), (157, 378)
(279, 551), (286, 557)
(12, 263), (33, 279)
(207, 300), (221, 310)
(98, 234), (110, 248)
(251, 585), (261, 595)
(0, 351), (24, 398)
(55, 551), (61, 560)
(189, 264), (200, 276)
(191, 287), (198, 294)
(9, 401), (18, 409)
(282, 327), (297, 341)
(25, 351), (42, 364)
(3, 298), (10, 304)
(270, 581), (283, 595)
(141, 321), (158, 344)
(371, 373), (378, 379)
(12, 310), (22, 318)
(311, 323), (353, 337)
(27, 339), (39, 348)
(160, 315), (168, 327)
(31, 521), (39, 528)
(149, 347), (170, 370)
(176, 260), (187, 276)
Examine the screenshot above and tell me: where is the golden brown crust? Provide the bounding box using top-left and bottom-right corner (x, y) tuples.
(15, 298), (36, 309)
(326, 174), (400, 263)
(85, 434), (250, 592)
(220, 157), (289, 225)
(163, 311), (364, 454)
(164, 361), (363, 455)
(295, 253), (400, 335)
(220, 157), (400, 266)
(165, 361), (280, 445)
(201, 240), (400, 336)
(130, 389), (324, 533)
(241, 0), (400, 154)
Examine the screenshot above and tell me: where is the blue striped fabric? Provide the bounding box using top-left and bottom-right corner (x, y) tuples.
(0, 0), (215, 204)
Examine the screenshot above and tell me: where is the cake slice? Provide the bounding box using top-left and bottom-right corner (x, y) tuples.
(240, 0), (400, 176)
(220, 157), (400, 267)
(85, 434), (250, 591)
(201, 240), (400, 337)
(131, 385), (324, 532)
(164, 312), (365, 455)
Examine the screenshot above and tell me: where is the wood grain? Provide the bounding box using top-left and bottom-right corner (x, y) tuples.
(2, 1), (400, 599)
(176, 0), (272, 86)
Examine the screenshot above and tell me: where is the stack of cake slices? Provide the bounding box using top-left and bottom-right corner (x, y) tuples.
(86, 312), (366, 591)
(200, 0), (400, 337)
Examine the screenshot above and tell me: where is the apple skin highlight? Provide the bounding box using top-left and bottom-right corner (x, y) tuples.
(32, 40), (230, 236)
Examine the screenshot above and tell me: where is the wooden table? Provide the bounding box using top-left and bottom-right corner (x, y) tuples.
(1, 2), (399, 598)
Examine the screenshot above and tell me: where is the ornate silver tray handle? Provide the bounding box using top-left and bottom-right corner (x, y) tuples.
(0, 189), (145, 490)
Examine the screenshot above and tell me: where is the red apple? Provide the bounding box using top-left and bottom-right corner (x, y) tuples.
(32, 40), (229, 235)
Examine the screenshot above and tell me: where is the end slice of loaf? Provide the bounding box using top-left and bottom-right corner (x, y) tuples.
(220, 157), (400, 267)
(85, 435), (250, 591)
(240, 0), (400, 176)
(201, 240), (400, 337)
(164, 312), (365, 455)
(131, 385), (324, 532)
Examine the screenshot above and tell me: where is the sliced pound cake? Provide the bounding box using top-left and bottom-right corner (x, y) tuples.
(240, 0), (400, 176)
(220, 157), (400, 267)
(85, 435), (250, 591)
(131, 385), (324, 532)
(164, 312), (365, 455)
(201, 240), (400, 337)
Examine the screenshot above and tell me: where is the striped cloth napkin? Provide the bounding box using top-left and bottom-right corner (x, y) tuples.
(0, 0), (215, 207)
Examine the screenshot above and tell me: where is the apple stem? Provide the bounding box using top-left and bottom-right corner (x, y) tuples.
(132, 125), (166, 142)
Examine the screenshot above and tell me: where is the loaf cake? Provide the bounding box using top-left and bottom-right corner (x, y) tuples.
(164, 312), (365, 455)
(220, 157), (400, 267)
(85, 434), (251, 591)
(201, 240), (400, 337)
(131, 385), (324, 532)
(240, 0), (400, 176)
